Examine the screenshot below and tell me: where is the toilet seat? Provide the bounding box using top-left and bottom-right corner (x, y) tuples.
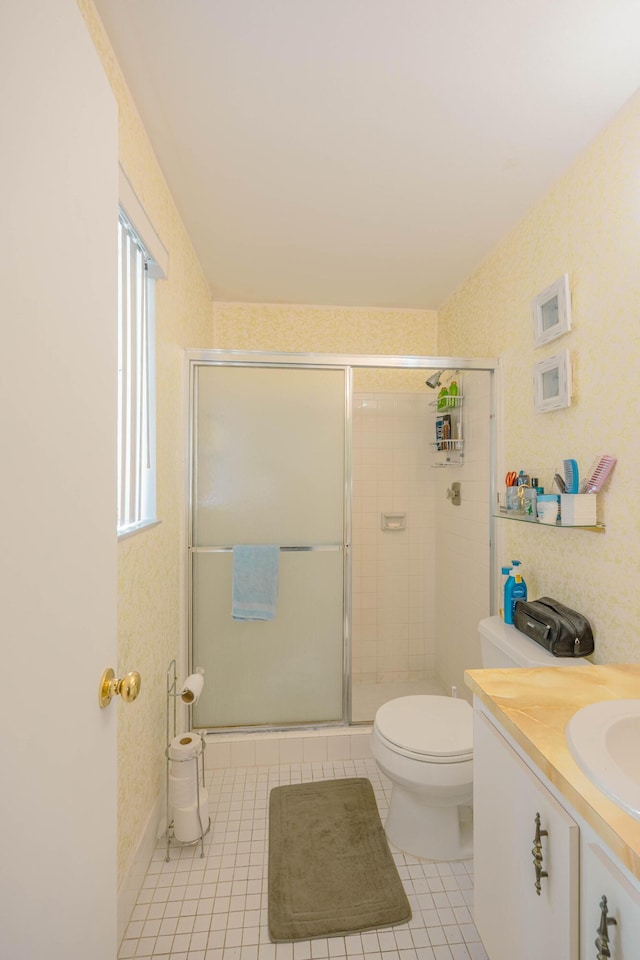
(374, 695), (473, 763)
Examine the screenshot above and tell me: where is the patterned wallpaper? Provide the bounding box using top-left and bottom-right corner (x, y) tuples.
(213, 301), (437, 355)
(213, 302), (438, 392)
(439, 88), (640, 664)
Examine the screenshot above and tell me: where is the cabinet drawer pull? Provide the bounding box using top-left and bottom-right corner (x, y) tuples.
(595, 894), (617, 960)
(531, 812), (549, 895)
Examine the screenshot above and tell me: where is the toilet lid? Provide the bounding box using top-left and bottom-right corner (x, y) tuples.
(374, 695), (473, 759)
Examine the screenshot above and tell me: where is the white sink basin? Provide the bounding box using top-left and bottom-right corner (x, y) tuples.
(566, 699), (640, 821)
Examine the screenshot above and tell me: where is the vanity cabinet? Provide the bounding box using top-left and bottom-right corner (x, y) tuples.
(581, 835), (640, 960)
(474, 711), (579, 960)
(474, 705), (640, 960)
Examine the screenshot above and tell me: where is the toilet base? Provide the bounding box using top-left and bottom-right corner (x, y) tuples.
(385, 783), (473, 861)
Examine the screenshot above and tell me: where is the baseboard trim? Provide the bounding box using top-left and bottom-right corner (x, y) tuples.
(118, 788), (163, 947)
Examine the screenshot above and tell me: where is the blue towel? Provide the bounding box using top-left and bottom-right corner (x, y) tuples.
(232, 545), (280, 621)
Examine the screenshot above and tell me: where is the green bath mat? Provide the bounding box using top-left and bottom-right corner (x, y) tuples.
(268, 777), (411, 942)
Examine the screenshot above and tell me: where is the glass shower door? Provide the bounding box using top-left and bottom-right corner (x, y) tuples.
(190, 364), (347, 729)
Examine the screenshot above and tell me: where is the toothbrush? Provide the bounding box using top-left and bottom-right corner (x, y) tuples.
(579, 456), (617, 493)
(563, 459), (579, 494)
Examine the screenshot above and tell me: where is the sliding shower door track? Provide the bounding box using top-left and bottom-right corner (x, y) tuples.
(197, 719), (353, 736)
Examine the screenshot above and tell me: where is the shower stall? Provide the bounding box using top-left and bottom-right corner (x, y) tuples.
(187, 351), (496, 732)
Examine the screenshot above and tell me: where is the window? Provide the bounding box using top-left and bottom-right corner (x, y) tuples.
(117, 212), (157, 535)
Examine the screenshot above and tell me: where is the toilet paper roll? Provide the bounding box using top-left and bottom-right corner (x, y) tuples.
(168, 732), (202, 778)
(180, 672), (205, 704)
(173, 788), (209, 843)
(169, 732), (201, 758)
(169, 757), (197, 781)
(169, 772), (197, 811)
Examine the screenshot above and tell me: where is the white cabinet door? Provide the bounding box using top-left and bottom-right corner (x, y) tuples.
(581, 840), (640, 960)
(474, 710), (579, 960)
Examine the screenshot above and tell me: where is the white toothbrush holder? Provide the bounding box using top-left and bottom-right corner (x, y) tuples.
(560, 493), (597, 526)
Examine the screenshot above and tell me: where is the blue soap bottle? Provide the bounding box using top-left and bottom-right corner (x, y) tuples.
(504, 561), (527, 625)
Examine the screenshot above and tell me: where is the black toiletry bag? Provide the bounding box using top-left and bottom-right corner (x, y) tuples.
(513, 597), (594, 657)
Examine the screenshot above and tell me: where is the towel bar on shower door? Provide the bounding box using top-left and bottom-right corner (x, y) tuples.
(191, 544), (345, 553)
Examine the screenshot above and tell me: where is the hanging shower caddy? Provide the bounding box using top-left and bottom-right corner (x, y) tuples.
(165, 659), (209, 860)
(430, 379), (464, 467)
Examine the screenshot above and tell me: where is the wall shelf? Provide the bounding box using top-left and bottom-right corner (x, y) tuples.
(493, 511), (605, 533)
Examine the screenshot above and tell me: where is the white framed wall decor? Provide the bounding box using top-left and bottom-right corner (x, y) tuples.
(532, 274), (571, 347)
(533, 349), (572, 413)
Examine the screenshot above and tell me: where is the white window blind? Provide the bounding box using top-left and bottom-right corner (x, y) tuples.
(118, 213), (156, 534)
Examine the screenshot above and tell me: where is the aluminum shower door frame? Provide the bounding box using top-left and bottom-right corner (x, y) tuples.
(185, 349), (500, 733)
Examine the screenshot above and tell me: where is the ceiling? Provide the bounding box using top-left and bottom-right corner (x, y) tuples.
(94, 0), (640, 309)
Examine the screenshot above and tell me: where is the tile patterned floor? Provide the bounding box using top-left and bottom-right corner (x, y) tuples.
(119, 758), (488, 960)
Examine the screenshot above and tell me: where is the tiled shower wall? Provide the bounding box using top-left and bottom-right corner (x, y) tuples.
(434, 372), (492, 698)
(351, 392), (437, 682)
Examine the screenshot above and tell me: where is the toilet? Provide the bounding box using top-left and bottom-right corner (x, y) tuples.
(371, 615), (591, 860)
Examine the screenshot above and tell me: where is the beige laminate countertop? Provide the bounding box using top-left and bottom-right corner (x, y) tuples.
(465, 663), (640, 883)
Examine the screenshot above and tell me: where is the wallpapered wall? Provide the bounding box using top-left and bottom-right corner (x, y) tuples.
(213, 301), (439, 392)
(439, 88), (640, 664)
(213, 301), (438, 355)
(78, 1), (214, 890)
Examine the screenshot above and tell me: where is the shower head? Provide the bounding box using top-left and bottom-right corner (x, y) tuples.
(425, 371), (444, 389)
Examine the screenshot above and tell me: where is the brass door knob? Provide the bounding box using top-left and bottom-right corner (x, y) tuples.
(99, 667), (142, 708)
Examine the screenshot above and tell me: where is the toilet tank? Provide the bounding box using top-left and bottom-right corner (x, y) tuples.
(479, 615), (592, 668)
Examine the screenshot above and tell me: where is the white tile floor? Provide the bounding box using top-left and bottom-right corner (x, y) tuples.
(120, 758), (488, 960)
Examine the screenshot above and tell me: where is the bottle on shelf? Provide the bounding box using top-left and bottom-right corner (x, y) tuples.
(504, 560), (527, 625)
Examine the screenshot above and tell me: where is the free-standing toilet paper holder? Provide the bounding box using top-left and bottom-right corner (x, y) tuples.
(165, 659), (210, 861)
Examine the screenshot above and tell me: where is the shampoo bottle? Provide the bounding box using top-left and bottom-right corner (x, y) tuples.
(504, 561), (527, 625)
